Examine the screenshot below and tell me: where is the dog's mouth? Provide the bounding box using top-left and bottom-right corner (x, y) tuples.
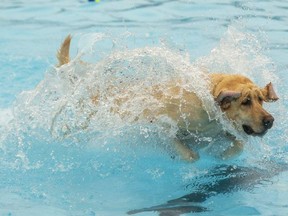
(242, 125), (267, 136)
(242, 125), (254, 135)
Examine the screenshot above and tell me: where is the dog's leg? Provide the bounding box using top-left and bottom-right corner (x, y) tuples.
(221, 139), (243, 160)
(174, 139), (199, 162)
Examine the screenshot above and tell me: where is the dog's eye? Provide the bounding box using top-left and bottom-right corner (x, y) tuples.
(242, 98), (252, 106)
(258, 96), (263, 102)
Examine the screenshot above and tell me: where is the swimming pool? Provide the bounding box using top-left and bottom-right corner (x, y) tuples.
(1, 0), (288, 215)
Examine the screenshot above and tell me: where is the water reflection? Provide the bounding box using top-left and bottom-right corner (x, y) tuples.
(128, 161), (288, 216)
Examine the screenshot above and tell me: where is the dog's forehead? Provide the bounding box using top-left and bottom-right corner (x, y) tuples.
(241, 84), (262, 98)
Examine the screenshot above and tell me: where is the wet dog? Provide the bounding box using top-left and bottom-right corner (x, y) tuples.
(57, 35), (278, 162)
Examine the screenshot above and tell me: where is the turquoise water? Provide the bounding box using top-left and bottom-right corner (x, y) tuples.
(1, 1), (288, 215)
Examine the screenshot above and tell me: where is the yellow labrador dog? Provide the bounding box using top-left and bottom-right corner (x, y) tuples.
(57, 35), (279, 162)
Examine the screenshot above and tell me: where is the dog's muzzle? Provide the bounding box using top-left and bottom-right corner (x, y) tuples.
(242, 125), (268, 136)
(242, 115), (274, 136)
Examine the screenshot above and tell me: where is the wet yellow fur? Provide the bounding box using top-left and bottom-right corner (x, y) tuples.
(57, 35), (278, 162)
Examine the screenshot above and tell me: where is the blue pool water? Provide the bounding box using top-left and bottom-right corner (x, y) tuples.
(1, 1), (288, 215)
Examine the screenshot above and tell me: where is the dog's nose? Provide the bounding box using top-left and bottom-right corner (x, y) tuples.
(263, 115), (274, 129)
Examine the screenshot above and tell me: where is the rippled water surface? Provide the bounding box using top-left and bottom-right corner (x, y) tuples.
(1, 1), (288, 215)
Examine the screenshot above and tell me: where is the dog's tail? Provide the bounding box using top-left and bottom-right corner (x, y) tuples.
(57, 35), (71, 67)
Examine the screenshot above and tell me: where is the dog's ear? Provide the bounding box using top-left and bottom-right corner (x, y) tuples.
(216, 91), (241, 109)
(262, 82), (279, 102)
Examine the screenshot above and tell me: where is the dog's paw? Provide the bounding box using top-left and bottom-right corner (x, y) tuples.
(221, 140), (243, 160)
(181, 150), (200, 162)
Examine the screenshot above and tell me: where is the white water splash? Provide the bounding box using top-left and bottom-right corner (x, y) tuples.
(1, 28), (280, 165)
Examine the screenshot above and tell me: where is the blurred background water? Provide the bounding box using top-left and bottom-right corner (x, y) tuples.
(0, 1), (288, 215)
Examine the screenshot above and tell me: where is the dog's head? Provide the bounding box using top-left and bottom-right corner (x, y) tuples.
(213, 75), (278, 136)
